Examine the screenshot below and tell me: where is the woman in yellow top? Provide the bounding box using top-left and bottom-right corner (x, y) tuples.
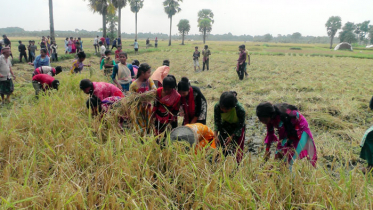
(70, 52), (91, 74)
(129, 63), (156, 134)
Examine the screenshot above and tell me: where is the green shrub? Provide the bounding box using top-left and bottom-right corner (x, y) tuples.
(290, 47), (302, 50)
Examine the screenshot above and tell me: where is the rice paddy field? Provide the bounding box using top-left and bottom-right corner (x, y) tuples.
(1, 37), (373, 209)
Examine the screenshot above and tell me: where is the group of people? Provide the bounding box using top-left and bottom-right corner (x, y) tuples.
(73, 50), (319, 169)
(1, 33), (373, 173)
(64, 37), (83, 55)
(94, 36), (122, 54)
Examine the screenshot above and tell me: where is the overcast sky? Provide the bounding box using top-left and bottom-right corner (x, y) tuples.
(2, 0), (372, 36)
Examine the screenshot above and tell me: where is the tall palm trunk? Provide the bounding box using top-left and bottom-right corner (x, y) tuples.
(135, 12), (138, 40)
(169, 16), (172, 46)
(118, 7), (121, 40)
(203, 28), (206, 44)
(329, 35), (334, 49)
(102, 10), (107, 37)
(49, 0), (55, 42)
(181, 31), (185, 45)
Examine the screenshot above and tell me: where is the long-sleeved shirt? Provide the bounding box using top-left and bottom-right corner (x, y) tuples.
(214, 102), (246, 137)
(33, 55), (50, 69)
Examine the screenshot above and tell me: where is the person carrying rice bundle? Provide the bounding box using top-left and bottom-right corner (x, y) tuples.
(153, 75), (180, 135)
(129, 63), (157, 134)
(214, 91), (246, 163)
(256, 102), (317, 170)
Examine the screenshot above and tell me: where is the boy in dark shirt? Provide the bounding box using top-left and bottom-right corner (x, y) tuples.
(28, 40), (32, 62)
(18, 41), (28, 63)
(193, 46), (200, 72)
(236, 45), (246, 80)
(51, 41), (58, 62)
(3, 35), (13, 59)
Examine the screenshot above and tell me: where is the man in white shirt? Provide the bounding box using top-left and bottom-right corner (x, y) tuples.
(93, 35), (99, 54)
(0, 47), (16, 104)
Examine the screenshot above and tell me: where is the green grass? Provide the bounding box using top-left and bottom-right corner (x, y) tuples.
(1, 38), (373, 208)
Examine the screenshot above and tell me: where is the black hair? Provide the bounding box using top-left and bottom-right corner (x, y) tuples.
(80, 79), (94, 95)
(256, 102), (298, 139)
(195, 46), (198, 49)
(75, 41), (80, 45)
(86, 96), (102, 112)
(40, 48), (47, 54)
(163, 75), (177, 89)
(78, 37), (81, 40)
(177, 77), (190, 92)
(118, 51), (127, 58)
(135, 39), (137, 41)
(104, 50), (112, 56)
(51, 80), (60, 90)
(219, 91), (238, 109)
(204, 45), (208, 49)
(99, 41), (103, 45)
(239, 45), (245, 49)
(136, 63), (151, 79)
(55, 66), (62, 74)
(163, 60), (170, 66)
(77, 51), (86, 59)
(18, 41), (22, 43)
(132, 60), (140, 66)
(370, 96), (373, 110)
(66, 37), (68, 40)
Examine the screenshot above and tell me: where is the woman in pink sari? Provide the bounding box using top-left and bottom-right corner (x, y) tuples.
(153, 75), (180, 135)
(256, 102), (317, 170)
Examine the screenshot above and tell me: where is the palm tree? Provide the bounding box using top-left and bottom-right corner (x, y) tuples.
(177, 19), (190, 45)
(87, 0), (115, 37)
(112, 0), (127, 41)
(325, 16), (342, 49)
(197, 9), (214, 44)
(163, 0), (182, 46)
(129, 0), (144, 40)
(49, 0), (56, 42)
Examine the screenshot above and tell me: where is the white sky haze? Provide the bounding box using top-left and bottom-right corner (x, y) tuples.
(1, 0), (372, 36)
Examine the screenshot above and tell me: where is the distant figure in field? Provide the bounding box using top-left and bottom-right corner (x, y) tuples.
(64, 37), (69, 54)
(117, 37), (122, 46)
(0, 47), (16, 104)
(155, 37), (158, 48)
(202, 45), (211, 71)
(79, 79), (124, 101)
(151, 60), (170, 88)
(178, 77), (207, 125)
(100, 50), (116, 77)
(71, 38), (76, 54)
(360, 98), (373, 174)
(39, 36), (47, 54)
(193, 46), (200, 71)
(46, 36), (51, 56)
(70, 51), (91, 74)
(256, 102), (317, 170)
(146, 38), (150, 49)
(236, 45), (246, 80)
(28, 40), (37, 62)
(51, 41), (58, 62)
(32, 74), (59, 98)
(112, 52), (134, 92)
(33, 66), (62, 77)
(134, 39), (139, 54)
(114, 45), (122, 62)
(214, 91), (246, 164)
(75, 41), (82, 54)
(244, 45), (250, 77)
(78, 37), (83, 50)
(18, 41), (28, 63)
(111, 38), (117, 50)
(106, 36), (110, 47)
(131, 60), (140, 79)
(27, 40), (32, 62)
(93, 35), (99, 54)
(99, 41), (106, 63)
(29, 48), (50, 69)
(68, 37), (74, 54)
(100, 36), (106, 47)
(2, 35), (13, 59)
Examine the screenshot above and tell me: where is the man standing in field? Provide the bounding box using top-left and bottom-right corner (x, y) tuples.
(28, 41), (37, 62)
(202, 45), (211, 71)
(0, 47), (16, 104)
(193, 46), (200, 72)
(99, 41), (106, 63)
(18, 41), (28, 63)
(100, 36), (106, 47)
(236, 45), (246, 80)
(3, 35), (13, 59)
(106, 36), (110, 47)
(94, 36), (99, 54)
(244, 45), (250, 77)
